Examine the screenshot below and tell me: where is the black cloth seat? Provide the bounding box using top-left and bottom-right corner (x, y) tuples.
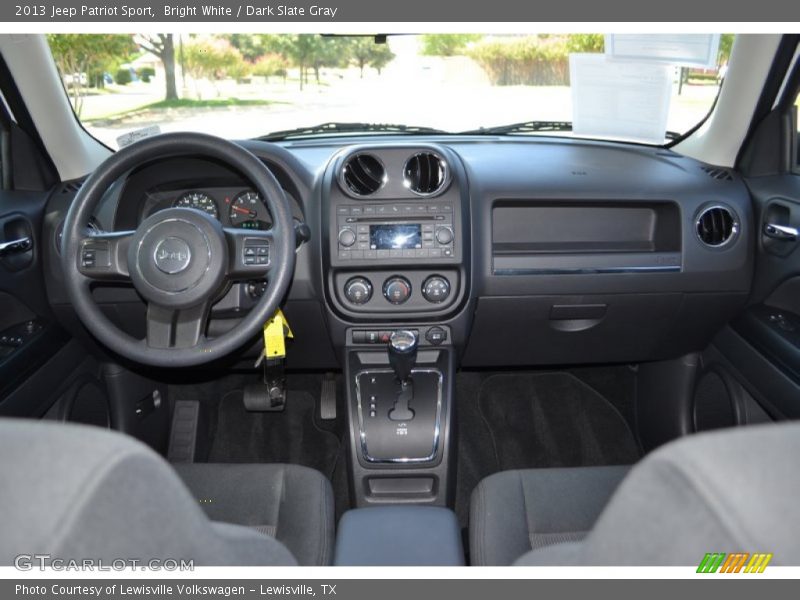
(0, 419), (334, 566)
(174, 463), (334, 566)
(469, 466), (629, 565)
(471, 423), (800, 566)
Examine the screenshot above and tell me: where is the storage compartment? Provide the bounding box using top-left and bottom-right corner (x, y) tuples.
(463, 292), (746, 366)
(334, 506), (464, 566)
(492, 200), (681, 274)
(464, 293), (680, 366)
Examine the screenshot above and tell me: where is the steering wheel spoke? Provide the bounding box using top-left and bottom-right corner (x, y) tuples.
(146, 302), (210, 349)
(224, 227), (274, 280)
(76, 230), (134, 281)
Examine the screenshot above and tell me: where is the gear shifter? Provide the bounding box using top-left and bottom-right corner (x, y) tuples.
(387, 330), (417, 421)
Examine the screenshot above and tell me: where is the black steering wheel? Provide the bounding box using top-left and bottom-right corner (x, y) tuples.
(61, 133), (296, 367)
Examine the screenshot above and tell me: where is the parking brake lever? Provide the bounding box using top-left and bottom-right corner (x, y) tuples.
(387, 330), (417, 421)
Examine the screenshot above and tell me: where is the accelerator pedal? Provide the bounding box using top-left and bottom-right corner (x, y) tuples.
(320, 373), (337, 420)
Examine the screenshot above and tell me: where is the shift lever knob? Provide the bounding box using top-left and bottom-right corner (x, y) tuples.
(388, 330), (418, 384)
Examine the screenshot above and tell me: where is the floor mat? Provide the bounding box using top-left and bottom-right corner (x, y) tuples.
(478, 372), (641, 471)
(209, 389), (341, 479)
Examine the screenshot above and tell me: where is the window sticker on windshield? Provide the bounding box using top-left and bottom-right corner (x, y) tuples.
(570, 54), (672, 145)
(605, 34), (720, 69)
(116, 125), (161, 148)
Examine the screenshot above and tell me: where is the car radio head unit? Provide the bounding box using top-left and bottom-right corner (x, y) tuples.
(335, 201), (456, 261)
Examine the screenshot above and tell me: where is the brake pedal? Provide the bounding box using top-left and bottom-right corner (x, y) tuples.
(167, 400), (200, 463)
(320, 373), (337, 420)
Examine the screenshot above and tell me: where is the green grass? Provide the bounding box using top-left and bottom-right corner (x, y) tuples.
(143, 98), (276, 110)
(83, 97), (280, 123)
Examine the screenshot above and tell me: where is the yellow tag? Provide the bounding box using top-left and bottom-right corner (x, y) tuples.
(263, 309), (293, 359)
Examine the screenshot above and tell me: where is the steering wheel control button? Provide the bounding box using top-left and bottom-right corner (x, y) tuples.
(242, 238), (270, 266)
(344, 277), (373, 305)
(383, 276), (412, 304)
(422, 275), (451, 303)
(80, 241), (110, 270)
(425, 327), (448, 345)
(338, 228), (357, 247)
(153, 237), (192, 274)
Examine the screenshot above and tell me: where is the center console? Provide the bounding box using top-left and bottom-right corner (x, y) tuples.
(322, 144), (470, 508)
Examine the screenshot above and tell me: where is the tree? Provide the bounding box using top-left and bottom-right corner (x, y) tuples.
(420, 34), (482, 56)
(348, 37), (396, 78)
(251, 54), (288, 82)
(566, 34), (604, 53)
(47, 34), (136, 117)
(310, 37), (351, 84)
(182, 37), (243, 98)
(135, 34), (179, 101)
(718, 34), (735, 66)
(283, 35), (322, 90)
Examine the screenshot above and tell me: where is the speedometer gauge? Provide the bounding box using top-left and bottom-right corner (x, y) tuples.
(173, 191), (219, 219)
(228, 191), (271, 229)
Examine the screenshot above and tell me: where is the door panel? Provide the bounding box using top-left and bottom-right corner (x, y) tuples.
(713, 169), (800, 420)
(0, 187), (72, 409)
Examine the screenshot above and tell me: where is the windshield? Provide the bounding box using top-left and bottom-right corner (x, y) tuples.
(47, 33), (731, 149)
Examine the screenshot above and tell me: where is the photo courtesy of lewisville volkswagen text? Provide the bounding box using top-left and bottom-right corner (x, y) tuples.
(0, 0), (798, 593)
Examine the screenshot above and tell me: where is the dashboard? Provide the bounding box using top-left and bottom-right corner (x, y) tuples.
(42, 135), (755, 370)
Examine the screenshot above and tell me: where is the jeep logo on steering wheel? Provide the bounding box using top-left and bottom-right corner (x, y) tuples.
(153, 237), (192, 274)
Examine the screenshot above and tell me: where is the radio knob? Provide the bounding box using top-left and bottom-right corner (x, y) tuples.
(422, 275), (451, 303)
(435, 227), (453, 245)
(344, 277), (373, 305)
(383, 276), (412, 305)
(338, 228), (356, 247)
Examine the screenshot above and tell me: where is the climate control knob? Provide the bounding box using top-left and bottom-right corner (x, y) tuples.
(344, 277), (373, 305)
(435, 227), (453, 245)
(338, 228), (356, 247)
(383, 276), (412, 305)
(422, 275), (451, 303)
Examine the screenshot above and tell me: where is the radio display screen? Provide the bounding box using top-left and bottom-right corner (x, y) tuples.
(370, 224), (422, 250)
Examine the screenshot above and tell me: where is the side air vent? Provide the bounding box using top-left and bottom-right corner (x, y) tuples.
(341, 153), (385, 196)
(403, 152), (448, 196)
(696, 205), (738, 247)
(701, 166), (733, 181)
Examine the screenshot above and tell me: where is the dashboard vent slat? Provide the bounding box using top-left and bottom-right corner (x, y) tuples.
(696, 206), (737, 247)
(701, 166), (733, 181)
(341, 153), (385, 196)
(60, 179), (85, 194)
(403, 152), (448, 196)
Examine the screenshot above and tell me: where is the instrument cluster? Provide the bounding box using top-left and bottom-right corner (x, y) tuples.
(145, 187), (273, 230)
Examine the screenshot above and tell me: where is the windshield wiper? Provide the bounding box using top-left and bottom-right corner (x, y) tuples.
(460, 120), (682, 141)
(459, 121), (574, 135)
(259, 122), (447, 141)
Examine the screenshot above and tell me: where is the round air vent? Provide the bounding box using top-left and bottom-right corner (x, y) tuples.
(696, 205), (738, 247)
(341, 153), (386, 196)
(403, 152), (448, 196)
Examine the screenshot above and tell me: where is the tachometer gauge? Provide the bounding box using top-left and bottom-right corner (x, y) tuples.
(173, 191), (219, 219)
(228, 191), (271, 229)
